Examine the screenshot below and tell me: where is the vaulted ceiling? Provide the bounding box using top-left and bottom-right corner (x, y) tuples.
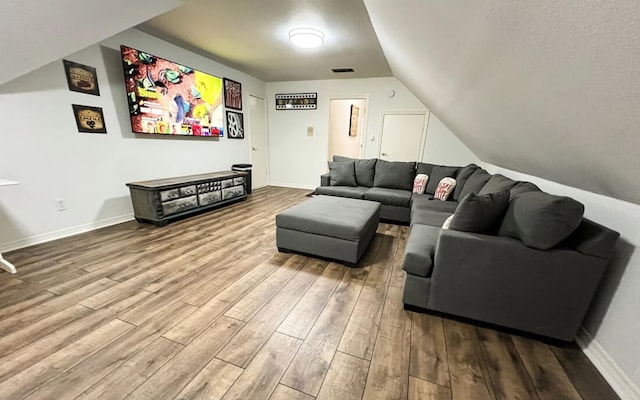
(2, 0), (639, 204)
(364, 0), (640, 205)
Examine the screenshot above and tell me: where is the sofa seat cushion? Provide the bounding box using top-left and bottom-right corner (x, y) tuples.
(410, 209), (453, 227)
(364, 187), (412, 207)
(403, 224), (441, 277)
(276, 195), (380, 242)
(373, 159), (416, 191)
(498, 191), (585, 250)
(315, 185), (369, 199)
(333, 156), (377, 187)
(411, 196), (458, 213)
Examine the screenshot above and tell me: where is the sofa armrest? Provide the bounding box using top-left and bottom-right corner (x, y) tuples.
(430, 229), (609, 340)
(320, 173), (331, 186)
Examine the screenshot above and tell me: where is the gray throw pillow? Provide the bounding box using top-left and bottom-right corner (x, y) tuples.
(373, 159), (416, 190)
(425, 165), (459, 195)
(458, 169), (491, 201)
(328, 161), (356, 186)
(450, 191), (510, 234)
(498, 191), (585, 250)
(334, 156), (377, 187)
(452, 164), (479, 201)
(479, 174), (517, 195)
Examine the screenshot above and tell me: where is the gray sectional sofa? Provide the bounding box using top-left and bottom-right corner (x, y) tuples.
(317, 155), (620, 341)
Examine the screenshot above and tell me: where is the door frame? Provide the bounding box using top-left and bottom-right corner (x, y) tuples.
(326, 95), (370, 163)
(376, 110), (431, 162)
(248, 94), (270, 188)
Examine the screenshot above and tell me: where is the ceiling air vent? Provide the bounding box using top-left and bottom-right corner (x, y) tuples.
(331, 68), (355, 73)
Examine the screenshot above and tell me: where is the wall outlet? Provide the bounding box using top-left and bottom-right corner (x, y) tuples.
(55, 198), (67, 211)
(307, 126), (314, 136)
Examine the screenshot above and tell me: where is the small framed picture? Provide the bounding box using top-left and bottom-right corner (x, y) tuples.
(226, 110), (244, 139)
(223, 78), (242, 110)
(72, 105), (107, 133)
(63, 60), (100, 96)
(349, 105), (359, 137)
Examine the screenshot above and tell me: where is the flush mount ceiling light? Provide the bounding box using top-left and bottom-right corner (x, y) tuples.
(289, 28), (324, 48)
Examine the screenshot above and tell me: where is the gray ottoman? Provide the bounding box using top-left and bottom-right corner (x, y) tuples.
(276, 195), (380, 266)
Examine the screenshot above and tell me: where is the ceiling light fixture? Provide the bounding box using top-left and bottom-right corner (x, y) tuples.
(289, 28), (324, 48)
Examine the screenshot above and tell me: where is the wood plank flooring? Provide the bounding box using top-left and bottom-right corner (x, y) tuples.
(0, 186), (620, 400)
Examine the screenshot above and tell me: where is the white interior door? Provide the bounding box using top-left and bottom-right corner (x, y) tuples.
(378, 112), (427, 161)
(249, 95), (268, 189)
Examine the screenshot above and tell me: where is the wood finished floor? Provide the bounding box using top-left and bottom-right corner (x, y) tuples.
(0, 186), (619, 400)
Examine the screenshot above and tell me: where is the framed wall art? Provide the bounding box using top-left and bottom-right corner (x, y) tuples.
(63, 60), (100, 96)
(224, 78), (242, 110)
(226, 110), (244, 139)
(120, 45), (224, 137)
(72, 104), (107, 133)
(349, 105), (359, 137)
(275, 93), (317, 110)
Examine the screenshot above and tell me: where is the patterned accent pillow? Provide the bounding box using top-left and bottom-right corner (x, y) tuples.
(413, 174), (429, 194)
(434, 178), (457, 201)
(442, 214), (454, 229)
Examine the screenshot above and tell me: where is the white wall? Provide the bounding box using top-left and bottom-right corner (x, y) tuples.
(328, 99), (366, 160)
(0, 28), (265, 251)
(267, 77), (479, 189)
(483, 163), (640, 399)
(423, 114), (481, 166)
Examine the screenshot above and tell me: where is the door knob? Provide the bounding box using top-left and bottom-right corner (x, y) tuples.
(252, 147), (258, 151)
(381, 152), (388, 156)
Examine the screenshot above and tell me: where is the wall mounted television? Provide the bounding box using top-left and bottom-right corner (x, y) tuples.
(121, 45), (224, 137)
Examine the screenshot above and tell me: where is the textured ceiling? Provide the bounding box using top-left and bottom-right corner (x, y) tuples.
(0, 0), (183, 86)
(364, 0), (640, 205)
(138, 0), (391, 81)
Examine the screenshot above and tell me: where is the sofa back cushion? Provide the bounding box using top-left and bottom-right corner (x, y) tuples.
(416, 162), (436, 177)
(498, 191), (585, 250)
(449, 191), (510, 234)
(452, 164), (479, 201)
(425, 165), (460, 195)
(373, 159), (416, 190)
(328, 161), (356, 186)
(509, 181), (541, 199)
(479, 174), (517, 195)
(333, 155), (377, 187)
(458, 169), (491, 200)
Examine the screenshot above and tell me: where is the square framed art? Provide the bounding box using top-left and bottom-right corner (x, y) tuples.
(72, 105), (107, 133)
(226, 110), (244, 139)
(223, 78), (242, 110)
(63, 60), (100, 96)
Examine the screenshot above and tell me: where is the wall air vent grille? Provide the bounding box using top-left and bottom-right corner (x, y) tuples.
(331, 68), (355, 73)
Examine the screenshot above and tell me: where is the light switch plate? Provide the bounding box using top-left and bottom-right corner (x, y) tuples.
(307, 127), (314, 136)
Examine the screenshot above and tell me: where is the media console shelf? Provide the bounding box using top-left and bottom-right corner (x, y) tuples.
(126, 171), (248, 226)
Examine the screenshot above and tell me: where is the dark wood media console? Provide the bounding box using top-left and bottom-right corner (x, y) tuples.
(126, 171), (248, 226)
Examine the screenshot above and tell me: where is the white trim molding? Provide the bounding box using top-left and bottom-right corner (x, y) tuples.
(0, 213), (134, 253)
(577, 328), (640, 400)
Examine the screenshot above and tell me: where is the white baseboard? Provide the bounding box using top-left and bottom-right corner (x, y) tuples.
(0, 213), (134, 253)
(268, 182), (316, 190)
(576, 328), (640, 400)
